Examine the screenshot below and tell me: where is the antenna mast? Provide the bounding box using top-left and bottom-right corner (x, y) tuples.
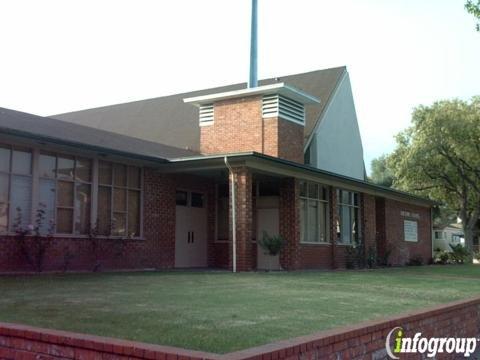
(248, 0), (258, 88)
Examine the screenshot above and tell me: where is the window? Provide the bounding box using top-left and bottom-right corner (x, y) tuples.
(38, 153), (92, 235)
(176, 191), (188, 206)
(0, 145), (33, 232)
(299, 181), (329, 243)
(98, 161), (142, 237)
(403, 220), (418, 242)
(434, 231), (443, 240)
(336, 189), (360, 245)
(191, 192), (204, 208)
(0, 142), (144, 239)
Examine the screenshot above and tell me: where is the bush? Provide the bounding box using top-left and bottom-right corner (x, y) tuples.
(259, 231), (285, 256)
(449, 244), (470, 264)
(435, 250), (450, 265)
(473, 251), (480, 262)
(406, 255), (424, 266)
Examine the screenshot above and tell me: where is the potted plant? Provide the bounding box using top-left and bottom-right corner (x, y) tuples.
(258, 231), (285, 271)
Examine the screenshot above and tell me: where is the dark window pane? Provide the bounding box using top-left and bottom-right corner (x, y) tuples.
(128, 190), (140, 237)
(39, 153), (56, 178)
(0, 173), (9, 232)
(12, 149), (32, 175)
(113, 188), (126, 212)
(299, 181), (307, 197)
(76, 158), (92, 183)
(0, 146), (11, 173)
(57, 156), (74, 180)
(308, 183), (318, 199)
(99, 161), (112, 185)
(191, 192), (204, 208)
(57, 181), (74, 207)
(128, 167), (141, 189)
(113, 164), (127, 187)
(57, 208), (73, 234)
(98, 186), (112, 235)
(176, 191), (187, 206)
(75, 183), (91, 235)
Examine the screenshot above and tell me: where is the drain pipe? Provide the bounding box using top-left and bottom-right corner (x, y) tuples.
(224, 156), (237, 273)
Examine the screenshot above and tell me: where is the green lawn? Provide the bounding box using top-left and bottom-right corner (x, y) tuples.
(1, 265), (480, 353)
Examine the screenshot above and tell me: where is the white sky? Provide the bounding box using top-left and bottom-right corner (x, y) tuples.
(1, 0), (479, 173)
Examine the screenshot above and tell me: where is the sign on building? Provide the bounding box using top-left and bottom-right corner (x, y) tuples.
(404, 220), (418, 242)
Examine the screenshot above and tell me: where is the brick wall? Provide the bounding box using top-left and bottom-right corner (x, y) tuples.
(0, 171), (217, 273)
(2, 296), (479, 360)
(200, 96), (304, 164)
(383, 199), (432, 265)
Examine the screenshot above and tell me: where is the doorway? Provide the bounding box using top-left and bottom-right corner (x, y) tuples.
(175, 190), (208, 268)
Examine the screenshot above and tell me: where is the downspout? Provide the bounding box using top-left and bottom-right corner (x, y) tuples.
(224, 156), (237, 273)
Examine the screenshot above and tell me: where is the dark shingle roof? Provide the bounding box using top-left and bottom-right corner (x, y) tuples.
(52, 67), (346, 152)
(0, 107), (198, 160)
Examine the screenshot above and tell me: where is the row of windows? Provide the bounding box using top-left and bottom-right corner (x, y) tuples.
(300, 182), (361, 245)
(0, 144), (142, 237)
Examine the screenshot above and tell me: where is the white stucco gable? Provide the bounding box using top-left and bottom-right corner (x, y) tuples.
(305, 71), (365, 180)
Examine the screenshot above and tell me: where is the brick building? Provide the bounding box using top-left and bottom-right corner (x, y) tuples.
(0, 67), (434, 272)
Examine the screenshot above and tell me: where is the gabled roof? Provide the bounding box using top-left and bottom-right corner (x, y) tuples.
(52, 66), (346, 152)
(0, 107), (198, 161)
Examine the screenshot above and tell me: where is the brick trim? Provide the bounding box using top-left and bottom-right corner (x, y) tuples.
(2, 296), (480, 360)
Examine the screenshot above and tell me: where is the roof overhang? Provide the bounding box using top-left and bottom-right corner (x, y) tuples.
(0, 126), (169, 165)
(183, 83), (320, 107)
(161, 152), (436, 208)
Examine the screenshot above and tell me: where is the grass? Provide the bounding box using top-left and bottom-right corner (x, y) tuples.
(0, 265), (480, 353)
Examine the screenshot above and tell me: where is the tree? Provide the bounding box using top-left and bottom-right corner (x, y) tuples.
(465, 0), (480, 31)
(388, 97), (480, 250)
(370, 155), (394, 187)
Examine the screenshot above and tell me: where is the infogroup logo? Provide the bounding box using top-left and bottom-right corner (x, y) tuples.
(385, 327), (478, 358)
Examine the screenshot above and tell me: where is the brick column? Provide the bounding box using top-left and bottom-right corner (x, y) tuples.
(362, 193), (376, 264)
(229, 167), (253, 271)
(329, 186), (338, 269)
(279, 178), (301, 270)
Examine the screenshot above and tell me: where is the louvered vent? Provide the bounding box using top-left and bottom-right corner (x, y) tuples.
(199, 104), (214, 125)
(262, 95), (305, 124)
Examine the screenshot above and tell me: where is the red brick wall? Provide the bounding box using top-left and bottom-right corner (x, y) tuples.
(200, 96), (304, 164)
(383, 199), (432, 265)
(2, 297), (479, 360)
(0, 171), (217, 273)
(279, 178), (301, 270)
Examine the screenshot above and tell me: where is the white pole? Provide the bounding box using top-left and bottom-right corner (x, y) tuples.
(248, 0), (258, 88)
(224, 157), (237, 273)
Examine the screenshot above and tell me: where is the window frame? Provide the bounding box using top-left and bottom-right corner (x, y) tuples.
(0, 141), (144, 240)
(0, 144), (33, 232)
(299, 181), (330, 245)
(336, 189), (361, 246)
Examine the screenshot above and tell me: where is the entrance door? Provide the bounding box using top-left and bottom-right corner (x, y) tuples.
(256, 196), (281, 270)
(175, 191), (207, 268)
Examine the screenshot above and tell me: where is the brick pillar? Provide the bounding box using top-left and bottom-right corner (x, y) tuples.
(279, 178), (301, 270)
(362, 193), (376, 264)
(329, 186), (338, 269)
(229, 167), (253, 271)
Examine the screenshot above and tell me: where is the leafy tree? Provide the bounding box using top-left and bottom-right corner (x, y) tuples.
(388, 97), (480, 250)
(370, 155), (394, 187)
(465, 0), (480, 31)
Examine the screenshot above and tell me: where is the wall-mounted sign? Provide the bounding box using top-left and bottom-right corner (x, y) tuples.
(404, 220), (418, 242)
(401, 210), (420, 219)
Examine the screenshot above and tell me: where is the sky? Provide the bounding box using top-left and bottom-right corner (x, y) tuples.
(0, 0), (479, 173)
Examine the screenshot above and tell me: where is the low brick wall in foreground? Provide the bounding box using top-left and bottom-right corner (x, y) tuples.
(1, 296), (480, 360)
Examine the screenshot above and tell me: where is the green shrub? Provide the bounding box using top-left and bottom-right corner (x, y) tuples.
(449, 244), (470, 264)
(259, 231), (285, 256)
